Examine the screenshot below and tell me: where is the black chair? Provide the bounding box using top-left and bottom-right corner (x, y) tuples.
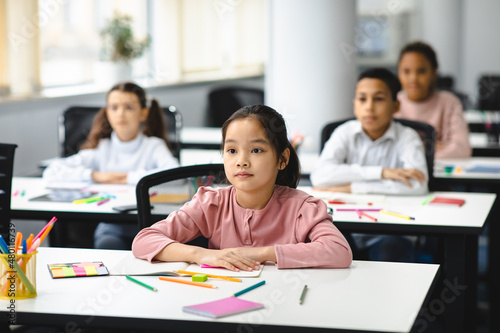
(59, 105), (182, 159)
(205, 86), (264, 127)
(477, 75), (500, 111)
(0, 143), (17, 241)
(437, 75), (472, 109)
(320, 118), (436, 191)
(437, 75), (454, 91)
(136, 164), (226, 247)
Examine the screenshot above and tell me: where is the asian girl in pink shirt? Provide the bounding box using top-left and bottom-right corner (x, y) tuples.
(132, 105), (352, 270)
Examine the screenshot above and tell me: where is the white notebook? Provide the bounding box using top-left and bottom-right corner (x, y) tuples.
(109, 253), (263, 278)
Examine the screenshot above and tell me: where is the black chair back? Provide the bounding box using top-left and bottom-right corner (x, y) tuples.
(0, 143), (17, 240)
(136, 163), (225, 228)
(136, 164), (226, 248)
(206, 86), (264, 127)
(477, 75), (500, 111)
(320, 118), (436, 191)
(59, 106), (182, 159)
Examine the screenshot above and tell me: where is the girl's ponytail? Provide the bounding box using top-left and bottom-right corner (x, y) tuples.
(143, 98), (171, 150)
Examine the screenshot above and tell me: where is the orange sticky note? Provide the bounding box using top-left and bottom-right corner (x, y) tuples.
(51, 268), (65, 278)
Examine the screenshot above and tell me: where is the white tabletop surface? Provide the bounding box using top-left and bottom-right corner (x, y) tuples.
(435, 157), (500, 179)
(181, 127), (222, 145)
(13, 177), (496, 231)
(300, 187), (496, 230)
(0, 247), (439, 333)
(11, 177), (137, 215)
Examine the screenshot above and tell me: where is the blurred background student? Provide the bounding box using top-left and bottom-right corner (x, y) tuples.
(395, 41), (472, 159)
(43, 82), (179, 249)
(311, 68), (427, 262)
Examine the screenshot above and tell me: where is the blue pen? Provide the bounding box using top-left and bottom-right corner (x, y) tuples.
(22, 239), (27, 254)
(0, 235), (9, 253)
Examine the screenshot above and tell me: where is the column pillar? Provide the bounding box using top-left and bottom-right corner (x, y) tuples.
(420, 0), (462, 82)
(265, 0), (357, 152)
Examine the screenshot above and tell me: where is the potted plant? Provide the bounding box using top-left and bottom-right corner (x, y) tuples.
(95, 12), (151, 87)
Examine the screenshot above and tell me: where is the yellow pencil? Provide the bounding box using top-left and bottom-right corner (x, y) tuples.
(159, 276), (218, 289)
(380, 210), (415, 220)
(176, 270), (241, 282)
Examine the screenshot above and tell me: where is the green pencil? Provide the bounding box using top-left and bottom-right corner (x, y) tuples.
(126, 275), (158, 292)
(421, 195), (433, 206)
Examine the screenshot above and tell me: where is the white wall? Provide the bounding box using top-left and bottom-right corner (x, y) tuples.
(0, 77), (263, 176)
(461, 0), (500, 103)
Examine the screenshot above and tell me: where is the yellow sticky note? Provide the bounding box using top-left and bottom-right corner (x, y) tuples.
(84, 266), (98, 276)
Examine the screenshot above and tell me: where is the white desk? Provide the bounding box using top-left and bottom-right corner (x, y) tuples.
(434, 156), (500, 333)
(435, 157), (500, 180)
(301, 188), (496, 333)
(180, 127), (221, 149)
(11, 178), (138, 223)
(0, 247), (439, 333)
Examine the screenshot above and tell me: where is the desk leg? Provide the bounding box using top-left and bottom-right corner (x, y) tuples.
(442, 234), (477, 333)
(489, 200), (499, 333)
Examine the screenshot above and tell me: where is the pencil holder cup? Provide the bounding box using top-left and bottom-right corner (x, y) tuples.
(0, 250), (37, 299)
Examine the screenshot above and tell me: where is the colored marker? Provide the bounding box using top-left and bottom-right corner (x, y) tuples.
(360, 211), (377, 222)
(233, 280), (265, 297)
(126, 275), (158, 292)
(97, 198), (111, 206)
(328, 200), (356, 204)
(73, 196), (109, 204)
(380, 210), (415, 220)
(0, 236), (35, 294)
(421, 195), (434, 206)
(336, 208), (381, 212)
(299, 285), (308, 305)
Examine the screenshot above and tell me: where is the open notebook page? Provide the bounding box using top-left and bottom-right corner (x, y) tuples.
(108, 253), (263, 278)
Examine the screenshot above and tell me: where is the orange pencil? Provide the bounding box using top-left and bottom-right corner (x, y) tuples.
(26, 234), (34, 250)
(176, 270), (241, 282)
(33, 217), (57, 244)
(38, 223), (54, 245)
(159, 276), (218, 289)
(14, 232), (22, 254)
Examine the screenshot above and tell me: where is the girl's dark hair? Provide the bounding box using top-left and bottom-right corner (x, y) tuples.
(221, 104), (301, 188)
(81, 82), (171, 150)
(398, 41), (439, 70)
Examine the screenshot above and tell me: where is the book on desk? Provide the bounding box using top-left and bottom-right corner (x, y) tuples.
(108, 253), (263, 278)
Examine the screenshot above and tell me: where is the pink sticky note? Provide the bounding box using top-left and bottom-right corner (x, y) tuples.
(73, 267), (87, 276)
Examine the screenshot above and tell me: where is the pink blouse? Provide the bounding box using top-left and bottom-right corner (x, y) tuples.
(395, 90), (472, 159)
(132, 185), (352, 269)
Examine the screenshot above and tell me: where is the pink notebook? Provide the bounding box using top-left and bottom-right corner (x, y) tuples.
(183, 297), (264, 318)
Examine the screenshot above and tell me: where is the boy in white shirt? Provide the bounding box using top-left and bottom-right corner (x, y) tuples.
(311, 68), (428, 261)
